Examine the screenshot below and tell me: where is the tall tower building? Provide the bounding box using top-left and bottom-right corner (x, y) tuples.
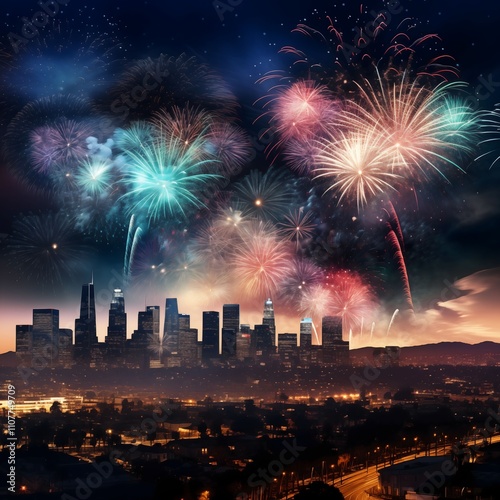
(164, 298), (179, 355)
(254, 324), (273, 357)
(106, 289), (127, 351)
(262, 298), (276, 347)
(179, 314), (198, 366)
(202, 311), (219, 360)
(133, 309), (154, 346)
(16, 325), (32, 357)
(299, 318), (313, 366)
(322, 316), (343, 348)
(75, 281), (97, 363)
(236, 331), (251, 361)
(130, 306), (155, 368)
(223, 304), (240, 332)
(322, 315), (349, 365)
(33, 309), (59, 366)
(278, 333), (298, 365)
(147, 305), (160, 343)
(58, 328), (73, 368)
(222, 304), (239, 358)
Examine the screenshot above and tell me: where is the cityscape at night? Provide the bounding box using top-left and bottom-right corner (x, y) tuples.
(1, 0), (500, 498)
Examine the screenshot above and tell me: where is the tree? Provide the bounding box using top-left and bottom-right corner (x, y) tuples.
(198, 421), (208, 438)
(50, 401), (62, 415)
(121, 398), (133, 414)
(54, 426), (70, 450)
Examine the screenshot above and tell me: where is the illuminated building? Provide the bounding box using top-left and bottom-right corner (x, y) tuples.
(33, 308), (59, 366)
(74, 280), (97, 364)
(202, 311), (219, 360)
(164, 298), (180, 355)
(262, 298), (276, 346)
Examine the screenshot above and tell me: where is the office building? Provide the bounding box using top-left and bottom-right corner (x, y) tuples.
(164, 298), (179, 355)
(262, 298), (276, 347)
(33, 308), (59, 366)
(106, 289), (127, 353)
(322, 316), (349, 365)
(202, 311), (219, 360)
(75, 281), (98, 364)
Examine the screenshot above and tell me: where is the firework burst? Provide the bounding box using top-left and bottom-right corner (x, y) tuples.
(313, 128), (401, 210)
(107, 53), (238, 122)
(263, 80), (338, 142)
(29, 119), (93, 174)
(6, 212), (88, 287)
(4, 95), (96, 190)
(205, 122), (253, 177)
(119, 133), (221, 223)
(325, 271), (375, 332)
(114, 122), (156, 152)
(278, 258), (324, 308)
(152, 105), (212, 150)
(278, 209), (316, 249)
(299, 284), (334, 321)
(342, 73), (479, 182)
(233, 166), (296, 220)
(230, 223), (293, 301)
(75, 158), (114, 197)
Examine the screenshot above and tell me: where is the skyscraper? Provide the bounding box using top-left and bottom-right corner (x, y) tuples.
(130, 306), (155, 368)
(222, 304), (239, 358)
(322, 315), (349, 365)
(223, 304), (239, 332)
(147, 305), (160, 343)
(75, 281), (97, 363)
(254, 324), (273, 357)
(16, 325), (32, 357)
(58, 328), (73, 368)
(164, 298), (179, 355)
(322, 316), (343, 348)
(236, 331), (251, 361)
(299, 317), (313, 366)
(33, 309), (59, 366)
(262, 298), (276, 347)
(202, 311), (219, 360)
(179, 313), (198, 366)
(278, 333), (298, 365)
(106, 289), (127, 351)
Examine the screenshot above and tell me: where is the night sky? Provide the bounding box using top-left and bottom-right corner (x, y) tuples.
(1, 0), (500, 352)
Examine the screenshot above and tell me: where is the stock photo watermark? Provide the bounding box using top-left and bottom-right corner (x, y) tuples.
(7, 0), (70, 53)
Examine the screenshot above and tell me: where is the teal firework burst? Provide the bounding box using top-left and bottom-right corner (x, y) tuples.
(75, 158), (113, 196)
(119, 134), (220, 223)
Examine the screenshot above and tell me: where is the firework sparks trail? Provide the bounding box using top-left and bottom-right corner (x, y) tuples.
(386, 309), (400, 336)
(386, 228), (413, 310)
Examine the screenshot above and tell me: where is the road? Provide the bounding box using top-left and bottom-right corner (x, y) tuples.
(338, 433), (500, 500)
(336, 466), (380, 500)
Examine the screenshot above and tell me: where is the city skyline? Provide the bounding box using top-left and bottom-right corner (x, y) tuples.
(14, 280), (346, 345)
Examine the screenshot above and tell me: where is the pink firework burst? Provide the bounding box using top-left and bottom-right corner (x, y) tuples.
(266, 80), (338, 143)
(299, 283), (335, 320)
(325, 270), (376, 332)
(230, 227), (293, 301)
